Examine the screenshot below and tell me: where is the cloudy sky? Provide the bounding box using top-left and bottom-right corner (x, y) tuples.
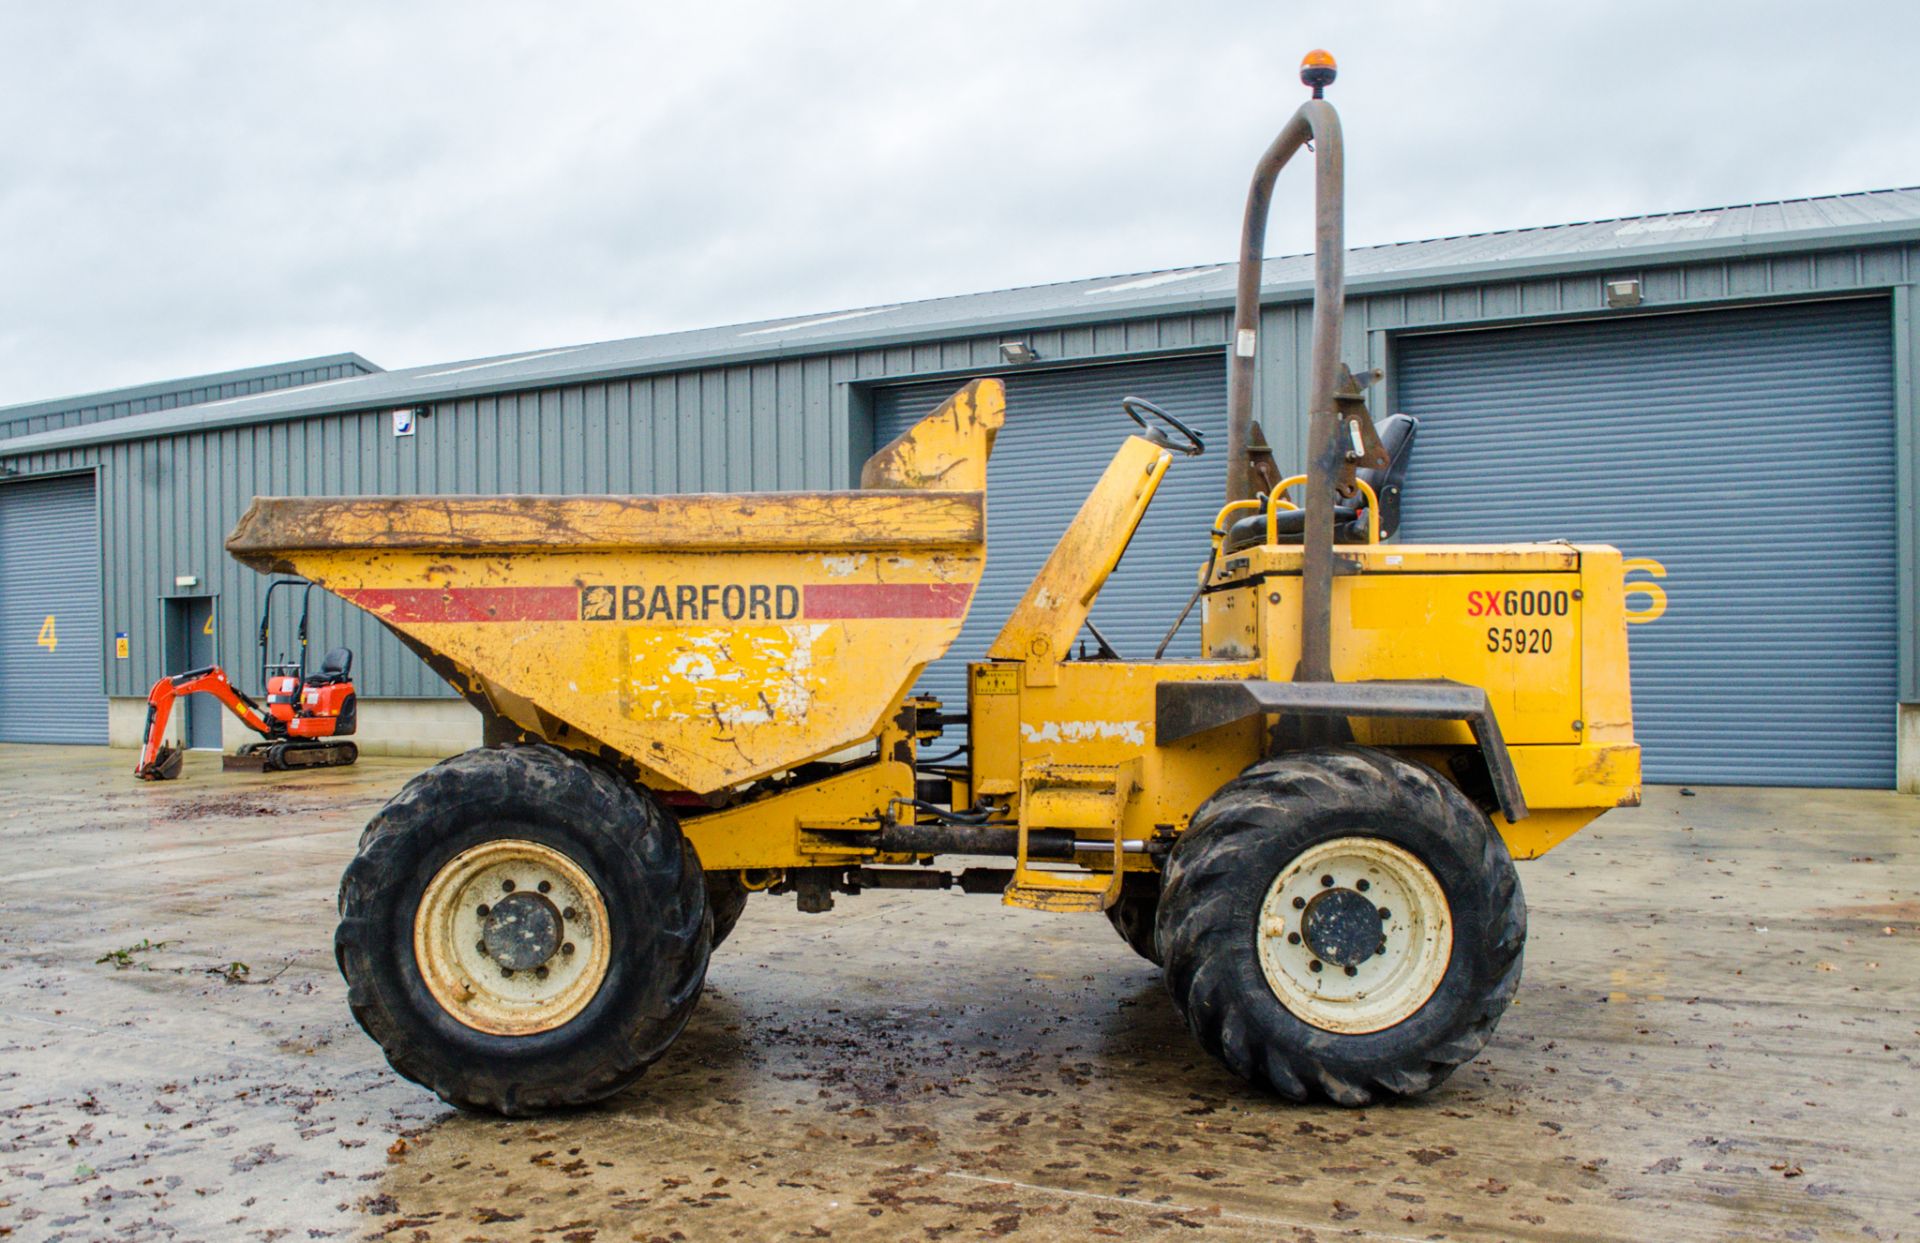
(2, 1), (1915, 405)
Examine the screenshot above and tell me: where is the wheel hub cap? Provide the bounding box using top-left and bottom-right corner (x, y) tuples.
(481, 891), (563, 970)
(1301, 887), (1382, 968)
(1256, 836), (1453, 1035)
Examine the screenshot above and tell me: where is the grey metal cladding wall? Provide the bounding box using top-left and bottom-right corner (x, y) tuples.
(0, 473), (108, 743)
(0, 360), (373, 441)
(1396, 297), (1897, 787)
(874, 354), (1228, 730)
(1247, 243), (1916, 468)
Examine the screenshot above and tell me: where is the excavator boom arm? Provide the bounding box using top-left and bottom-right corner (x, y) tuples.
(134, 667), (275, 779)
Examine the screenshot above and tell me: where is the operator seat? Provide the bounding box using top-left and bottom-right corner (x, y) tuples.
(1222, 413), (1419, 554)
(306, 647), (354, 686)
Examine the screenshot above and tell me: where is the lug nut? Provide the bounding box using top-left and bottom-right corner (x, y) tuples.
(561, 942), (575, 956)
(1292, 896), (1306, 910)
(1377, 907), (1391, 921)
(1344, 965), (1357, 977)
(538, 880), (552, 893)
(534, 966), (549, 980)
(1356, 879), (1370, 892)
(1310, 960), (1323, 973)
(1320, 874), (1335, 888)
(563, 907), (578, 921)
(1376, 942), (1387, 957)
(500, 967), (514, 979)
(1287, 932), (1301, 945)
(476, 904), (491, 918)
(475, 940), (489, 957)
(502, 879), (516, 892)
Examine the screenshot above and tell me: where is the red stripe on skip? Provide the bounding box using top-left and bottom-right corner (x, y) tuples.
(341, 587), (581, 623)
(803, 582), (973, 619)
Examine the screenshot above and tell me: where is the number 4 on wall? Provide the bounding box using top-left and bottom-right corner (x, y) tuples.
(37, 615), (57, 652)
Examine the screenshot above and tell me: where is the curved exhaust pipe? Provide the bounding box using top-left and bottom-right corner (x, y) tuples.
(1224, 50), (1346, 684)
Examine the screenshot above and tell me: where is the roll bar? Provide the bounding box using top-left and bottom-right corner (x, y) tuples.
(259, 578), (315, 684)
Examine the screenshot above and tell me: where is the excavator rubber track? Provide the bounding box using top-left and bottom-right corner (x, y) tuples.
(223, 740), (359, 773)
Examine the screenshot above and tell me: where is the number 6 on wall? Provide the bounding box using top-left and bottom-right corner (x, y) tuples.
(36, 615), (57, 652)
(1622, 559), (1667, 625)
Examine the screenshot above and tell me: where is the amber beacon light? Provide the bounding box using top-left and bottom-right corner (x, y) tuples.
(1300, 49), (1337, 96)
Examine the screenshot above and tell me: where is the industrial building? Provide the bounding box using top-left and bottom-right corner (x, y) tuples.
(0, 354), (381, 748)
(2, 191), (1916, 789)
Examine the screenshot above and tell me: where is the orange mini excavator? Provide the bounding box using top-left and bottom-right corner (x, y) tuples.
(135, 578), (359, 780)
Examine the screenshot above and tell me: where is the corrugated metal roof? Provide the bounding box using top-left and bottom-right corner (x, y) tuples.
(0, 352), (381, 429)
(5, 189), (1917, 456)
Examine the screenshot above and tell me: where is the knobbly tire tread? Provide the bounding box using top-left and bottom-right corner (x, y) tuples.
(705, 871), (750, 949)
(335, 743), (710, 1115)
(1106, 872), (1163, 966)
(1156, 745), (1525, 1106)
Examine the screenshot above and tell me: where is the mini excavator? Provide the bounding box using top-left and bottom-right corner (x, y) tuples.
(134, 578), (359, 780)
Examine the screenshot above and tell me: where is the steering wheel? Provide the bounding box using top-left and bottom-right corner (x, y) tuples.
(1121, 395), (1205, 457)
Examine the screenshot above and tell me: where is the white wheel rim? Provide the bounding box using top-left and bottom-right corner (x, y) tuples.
(1256, 837), (1452, 1034)
(414, 839), (612, 1036)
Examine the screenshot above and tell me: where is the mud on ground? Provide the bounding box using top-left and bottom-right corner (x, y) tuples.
(0, 745), (1914, 1241)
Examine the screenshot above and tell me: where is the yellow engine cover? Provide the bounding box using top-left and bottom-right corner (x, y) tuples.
(1204, 542), (1634, 747)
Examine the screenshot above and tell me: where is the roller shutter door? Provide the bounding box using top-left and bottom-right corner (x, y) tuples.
(873, 355), (1227, 730)
(1396, 298), (1896, 787)
(0, 473), (109, 743)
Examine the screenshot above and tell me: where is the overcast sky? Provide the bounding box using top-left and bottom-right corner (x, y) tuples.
(2, 1), (1915, 406)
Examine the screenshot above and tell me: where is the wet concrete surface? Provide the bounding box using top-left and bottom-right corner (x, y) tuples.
(0, 743), (1914, 1241)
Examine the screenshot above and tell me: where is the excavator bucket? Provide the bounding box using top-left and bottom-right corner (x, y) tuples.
(142, 745), (185, 781)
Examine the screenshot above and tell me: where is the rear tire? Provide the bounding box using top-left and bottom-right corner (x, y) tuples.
(1157, 745), (1524, 1106)
(335, 744), (709, 1115)
(705, 871), (749, 949)
(1106, 872), (1162, 966)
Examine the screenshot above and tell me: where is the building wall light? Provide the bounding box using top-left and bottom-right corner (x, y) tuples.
(999, 341), (1038, 365)
(1605, 279), (1642, 308)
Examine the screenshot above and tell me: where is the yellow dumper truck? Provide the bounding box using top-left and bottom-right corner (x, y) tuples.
(227, 53), (1638, 1114)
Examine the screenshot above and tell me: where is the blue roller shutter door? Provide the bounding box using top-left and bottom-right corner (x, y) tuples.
(1396, 298), (1897, 787)
(0, 473), (109, 743)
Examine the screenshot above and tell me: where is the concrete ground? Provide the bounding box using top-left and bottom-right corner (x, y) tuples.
(0, 745), (1913, 1243)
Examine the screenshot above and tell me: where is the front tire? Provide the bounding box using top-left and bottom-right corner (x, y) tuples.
(1157, 745), (1524, 1105)
(335, 744), (709, 1115)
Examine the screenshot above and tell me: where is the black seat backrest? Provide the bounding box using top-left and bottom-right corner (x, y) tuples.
(1356, 413), (1419, 540)
(307, 647), (353, 684)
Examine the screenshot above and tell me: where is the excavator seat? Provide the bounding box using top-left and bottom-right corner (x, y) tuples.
(1223, 413), (1419, 553)
(305, 648), (354, 686)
